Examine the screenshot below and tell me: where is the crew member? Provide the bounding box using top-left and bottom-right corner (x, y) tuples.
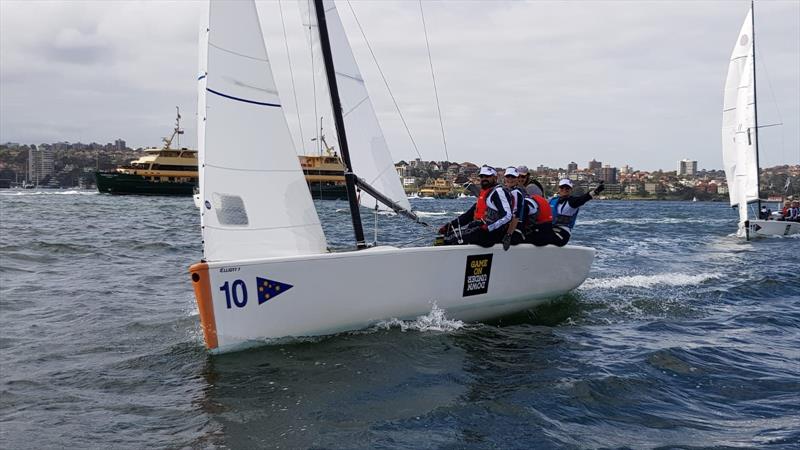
(503, 167), (525, 250)
(438, 165), (513, 247)
(516, 178), (557, 246)
(517, 165), (545, 198)
(790, 200), (800, 222)
(549, 179), (604, 246)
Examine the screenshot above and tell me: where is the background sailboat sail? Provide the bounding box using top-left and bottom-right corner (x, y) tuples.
(304, 0), (411, 212)
(721, 8), (759, 226)
(199, 1), (327, 261)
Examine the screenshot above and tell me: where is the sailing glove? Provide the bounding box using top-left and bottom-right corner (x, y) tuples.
(502, 234), (512, 251)
(593, 182), (605, 196)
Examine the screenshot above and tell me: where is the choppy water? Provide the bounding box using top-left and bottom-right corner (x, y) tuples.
(1, 190), (798, 449)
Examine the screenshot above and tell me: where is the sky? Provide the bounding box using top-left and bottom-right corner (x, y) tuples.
(1, 0), (798, 171)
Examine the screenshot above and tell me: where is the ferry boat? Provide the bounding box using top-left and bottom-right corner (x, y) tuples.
(300, 134), (348, 200)
(96, 108), (197, 196)
(99, 109), (348, 199)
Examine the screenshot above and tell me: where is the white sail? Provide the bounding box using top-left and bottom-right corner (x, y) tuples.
(722, 8), (758, 224)
(198, 1), (327, 262)
(304, 0), (411, 211)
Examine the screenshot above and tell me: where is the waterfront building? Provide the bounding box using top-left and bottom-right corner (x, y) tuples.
(644, 182), (665, 194)
(600, 165), (618, 184)
(678, 159), (697, 176)
(27, 146), (54, 186)
(588, 159), (602, 170)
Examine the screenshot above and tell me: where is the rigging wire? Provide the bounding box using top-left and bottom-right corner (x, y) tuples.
(278, 0), (306, 155)
(307, 0), (321, 155)
(419, 1), (450, 162)
(345, 0), (422, 159)
(754, 41), (792, 164)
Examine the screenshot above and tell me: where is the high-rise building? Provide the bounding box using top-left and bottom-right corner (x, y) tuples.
(588, 159), (602, 170)
(600, 165), (618, 184)
(677, 159), (697, 176)
(27, 146), (54, 185)
(115, 139), (127, 151)
(567, 161), (578, 172)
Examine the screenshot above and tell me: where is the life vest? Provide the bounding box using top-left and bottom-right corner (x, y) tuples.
(474, 188), (490, 221)
(550, 196), (579, 231)
(531, 194), (552, 224)
(474, 186), (505, 224)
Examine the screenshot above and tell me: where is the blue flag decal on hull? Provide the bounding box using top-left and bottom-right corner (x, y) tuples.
(256, 277), (293, 305)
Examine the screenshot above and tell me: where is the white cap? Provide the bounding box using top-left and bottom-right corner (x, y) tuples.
(479, 166), (497, 176)
(504, 166), (519, 177)
(516, 165), (529, 175)
(558, 178), (574, 187)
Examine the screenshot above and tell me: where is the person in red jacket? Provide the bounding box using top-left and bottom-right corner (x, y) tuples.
(437, 165), (514, 247)
(513, 176), (558, 246)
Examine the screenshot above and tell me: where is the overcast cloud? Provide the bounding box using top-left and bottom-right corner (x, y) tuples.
(1, 0), (798, 171)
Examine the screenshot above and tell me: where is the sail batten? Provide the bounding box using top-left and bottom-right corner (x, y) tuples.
(199, 0), (327, 262)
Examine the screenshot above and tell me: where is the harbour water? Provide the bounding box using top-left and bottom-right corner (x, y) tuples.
(1, 191), (798, 448)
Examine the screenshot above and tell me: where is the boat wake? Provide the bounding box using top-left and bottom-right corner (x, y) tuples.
(580, 272), (722, 290)
(371, 303), (465, 333)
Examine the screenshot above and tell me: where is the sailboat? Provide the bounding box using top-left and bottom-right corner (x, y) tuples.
(722, 2), (800, 239)
(189, 0), (594, 353)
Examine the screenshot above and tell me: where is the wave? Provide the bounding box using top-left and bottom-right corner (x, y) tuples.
(371, 303), (464, 333)
(580, 217), (731, 225)
(580, 272), (722, 290)
(414, 211), (448, 217)
(0, 189), (98, 196)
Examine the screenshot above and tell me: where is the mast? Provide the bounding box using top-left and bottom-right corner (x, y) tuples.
(313, 0), (367, 249)
(751, 0), (761, 212)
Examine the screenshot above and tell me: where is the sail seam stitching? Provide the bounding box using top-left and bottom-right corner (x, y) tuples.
(208, 41), (268, 63)
(204, 164), (297, 172)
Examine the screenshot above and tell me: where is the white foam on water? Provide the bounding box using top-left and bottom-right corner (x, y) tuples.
(372, 303), (465, 333)
(580, 272), (722, 290)
(415, 211), (448, 217)
(580, 217), (730, 226)
(0, 189), (98, 196)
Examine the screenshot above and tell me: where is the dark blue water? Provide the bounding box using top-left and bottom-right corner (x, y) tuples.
(1, 190), (798, 448)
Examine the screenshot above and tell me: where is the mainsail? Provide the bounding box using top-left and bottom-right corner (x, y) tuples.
(198, 1), (327, 261)
(303, 0), (411, 212)
(721, 8), (759, 224)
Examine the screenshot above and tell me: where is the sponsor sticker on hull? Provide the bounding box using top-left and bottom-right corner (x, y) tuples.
(463, 254), (493, 297)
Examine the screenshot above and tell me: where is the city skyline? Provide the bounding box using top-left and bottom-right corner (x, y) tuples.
(1, 1), (799, 171)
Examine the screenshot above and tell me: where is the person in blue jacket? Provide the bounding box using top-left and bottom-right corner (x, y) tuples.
(549, 178), (604, 246)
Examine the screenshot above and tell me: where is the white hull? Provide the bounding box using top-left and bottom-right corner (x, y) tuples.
(741, 219), (800, 238)
(190, 244), (594, 353)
